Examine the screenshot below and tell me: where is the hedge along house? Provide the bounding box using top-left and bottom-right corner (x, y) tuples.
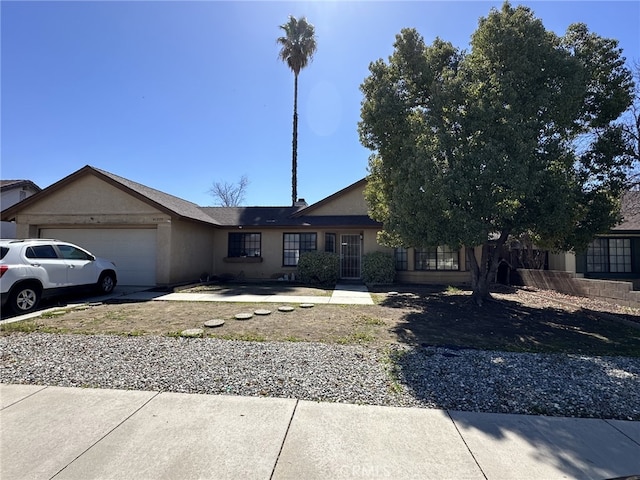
(1, 165), (473, 286)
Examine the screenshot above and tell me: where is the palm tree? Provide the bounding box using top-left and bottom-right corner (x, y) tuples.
(277, 15), (317, 205)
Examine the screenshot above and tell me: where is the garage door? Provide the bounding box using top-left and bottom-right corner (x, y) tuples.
(40, 228), (157, 286)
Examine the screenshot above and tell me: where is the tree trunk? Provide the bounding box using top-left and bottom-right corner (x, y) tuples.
(466, 230), (510, 306)
(292, 73), (299, 205)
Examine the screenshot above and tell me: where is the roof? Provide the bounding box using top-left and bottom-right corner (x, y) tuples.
(1, 166), (219, 226)
(612, 191), (640, 232)
(1, 180), (41, 193)
(199, 206), (380, 228)
(293, 178), (367, 217)
(91, 167), (218, 225)
(1, 167), (379, 229)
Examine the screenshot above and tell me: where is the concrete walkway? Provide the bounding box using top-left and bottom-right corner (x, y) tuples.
(122, 283), (375, 305)
(1, 384), (639, 480)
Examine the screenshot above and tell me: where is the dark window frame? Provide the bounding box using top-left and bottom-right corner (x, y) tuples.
(283, 232), (317, 266)
(414, 246), (459, 271)
(394, 247), (408, 271)
(227, 232), (262, 258)
(325, 233), (336, 253)
(587, 238), (631, 273)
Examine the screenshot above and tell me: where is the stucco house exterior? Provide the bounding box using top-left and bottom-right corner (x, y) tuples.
(0, 180), (41, 238)
(1, 165), (471, 287)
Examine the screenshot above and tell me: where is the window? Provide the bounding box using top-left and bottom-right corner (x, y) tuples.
(58, 244), (92, 260)
(587, 238), (631, 273)
(395, 247), (408, 271)
(325, 233), (336, 253)
(25, 245), (58, 259)
(415, 246), (459, 271)
(228, 233), (261, 257)
(283, 233), (317, 266)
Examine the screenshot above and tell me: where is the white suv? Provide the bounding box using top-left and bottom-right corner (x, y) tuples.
(0, 239), (117, 315)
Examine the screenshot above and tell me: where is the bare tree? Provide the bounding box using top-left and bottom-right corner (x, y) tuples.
(209, 175), (249, 206)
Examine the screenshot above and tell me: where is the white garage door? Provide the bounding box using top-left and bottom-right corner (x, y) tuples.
(41, 228), (157, 286)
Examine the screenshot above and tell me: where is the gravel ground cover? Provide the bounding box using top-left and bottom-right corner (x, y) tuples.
(1, 332), (638, 420)
(2, 285), (639, 420)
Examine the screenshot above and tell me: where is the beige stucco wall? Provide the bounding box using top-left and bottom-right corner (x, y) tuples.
(19, 175), (159, 216)
(8, 174), (217, 286)
(304, 184), (369, 216)
(548, 251), (576, 273)
(166, 220), (216, 284)
(212, 227), (383, 280)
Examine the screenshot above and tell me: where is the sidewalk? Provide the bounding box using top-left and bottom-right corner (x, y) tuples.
(0, 284), (374, 326)
(120, 283), (375, 305)
(1, 384), (639, 479)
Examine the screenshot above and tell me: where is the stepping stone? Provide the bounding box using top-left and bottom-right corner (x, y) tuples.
(204, 319), (225, 328)
(88, 302), (102, 307)
(254, 309), (272, 316)
(278, 306), (295, 312)
(235, 313), (253, 320)
(299, 303), (315, 308)
(180, 328), (204, 337)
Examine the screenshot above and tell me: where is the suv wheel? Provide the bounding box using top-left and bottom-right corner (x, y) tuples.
(10, 284), (41, 314)
(97, 272), (116, 294)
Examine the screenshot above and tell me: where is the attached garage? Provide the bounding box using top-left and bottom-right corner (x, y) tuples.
(1, 166), (220, 286)
(40, 228), (157, 286)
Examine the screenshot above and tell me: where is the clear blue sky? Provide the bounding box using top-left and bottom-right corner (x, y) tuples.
(2, 1), (639, 207)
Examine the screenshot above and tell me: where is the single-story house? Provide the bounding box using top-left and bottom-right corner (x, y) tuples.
(1, 165), (471, 286)
(1, 180), (41, 238)
(549, 191), (640, 286)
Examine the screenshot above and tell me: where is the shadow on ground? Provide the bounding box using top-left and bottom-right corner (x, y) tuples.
(371, 284), (640, 356)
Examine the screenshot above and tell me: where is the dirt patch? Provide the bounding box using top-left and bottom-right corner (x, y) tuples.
(3, 284), (640, 356)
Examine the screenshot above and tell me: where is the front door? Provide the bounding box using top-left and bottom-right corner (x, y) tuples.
(340, 234), (361, 279)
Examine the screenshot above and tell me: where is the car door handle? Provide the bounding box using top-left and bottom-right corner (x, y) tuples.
(68, 265), (75, 269)
(30, 263), (41, 267)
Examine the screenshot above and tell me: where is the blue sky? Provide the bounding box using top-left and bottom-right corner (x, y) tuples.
(2, 1), (639, 207)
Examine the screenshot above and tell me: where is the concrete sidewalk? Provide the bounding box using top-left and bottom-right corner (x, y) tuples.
(2, 384), (639, 480)
(122, 283), (375, 305)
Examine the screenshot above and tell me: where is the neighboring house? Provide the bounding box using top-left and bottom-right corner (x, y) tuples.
(0, 165), (471, 286)
(575, 191), (640, 283)
(0, 180), (41, 238)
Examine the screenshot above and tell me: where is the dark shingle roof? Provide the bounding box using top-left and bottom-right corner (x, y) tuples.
(91, 167), (218, 225)
(2, 166), (380, 229)
(612, 191), (640, 231)
(199, 206), (380, 228)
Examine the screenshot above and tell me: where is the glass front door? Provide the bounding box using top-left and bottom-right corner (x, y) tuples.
(340, 234), (361, 279)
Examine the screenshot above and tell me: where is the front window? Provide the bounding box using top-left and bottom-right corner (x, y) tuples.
(415, 246), (459, 271)
(395, 247), (408, 271)
(325, 233), (336, 253)
(228, 233), (261, 257)
(587, 238), (631, 273)
(283, 233), (317, 266)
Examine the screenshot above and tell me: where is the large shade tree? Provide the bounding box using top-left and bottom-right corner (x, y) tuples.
(359, 2), (634, 305)
(277, 15), (317, 205)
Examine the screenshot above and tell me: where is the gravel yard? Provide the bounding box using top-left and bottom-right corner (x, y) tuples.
(1, 285), (639, 420)
(1, 333), (638, 420)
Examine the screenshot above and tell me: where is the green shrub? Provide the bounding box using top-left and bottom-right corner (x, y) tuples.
(362, 251), (396, 285)
(297, 251), (340, 286)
